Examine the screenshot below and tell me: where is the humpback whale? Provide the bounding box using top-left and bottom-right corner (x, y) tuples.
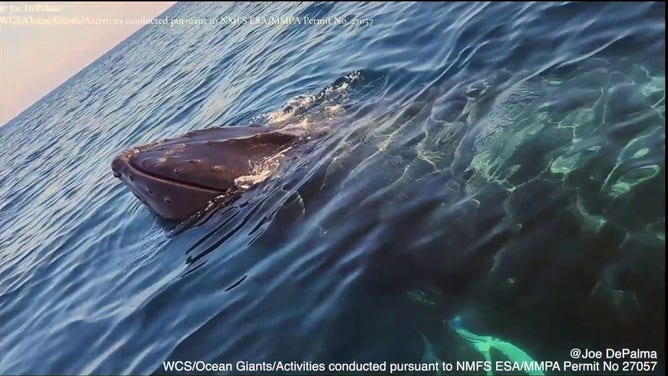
(110, 71), (364, 221)
(111, 125), (300, 220)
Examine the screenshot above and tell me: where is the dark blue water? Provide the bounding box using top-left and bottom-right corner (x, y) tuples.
(0, 2), (664, 375)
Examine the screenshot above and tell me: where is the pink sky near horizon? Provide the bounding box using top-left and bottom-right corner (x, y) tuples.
(0, 2), (176, 126)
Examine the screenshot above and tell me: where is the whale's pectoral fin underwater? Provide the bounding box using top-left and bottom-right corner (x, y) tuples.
(111, 126), (299, 220)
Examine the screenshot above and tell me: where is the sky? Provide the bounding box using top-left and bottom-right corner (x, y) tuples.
(0, 2), (176, 126)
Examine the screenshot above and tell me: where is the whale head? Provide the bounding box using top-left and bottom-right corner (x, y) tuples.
(111, 126), (298, 220)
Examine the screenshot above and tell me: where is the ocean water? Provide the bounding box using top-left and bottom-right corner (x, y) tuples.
(0, 2), (665, 375)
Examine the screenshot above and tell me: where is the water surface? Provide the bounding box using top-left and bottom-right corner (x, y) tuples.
(0, 2), (665, 375)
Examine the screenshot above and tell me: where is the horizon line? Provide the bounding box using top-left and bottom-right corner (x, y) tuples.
(1, 2), (177, 128)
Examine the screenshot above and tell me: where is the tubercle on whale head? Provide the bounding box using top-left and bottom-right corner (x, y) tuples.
(111, 126), (301, 221)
